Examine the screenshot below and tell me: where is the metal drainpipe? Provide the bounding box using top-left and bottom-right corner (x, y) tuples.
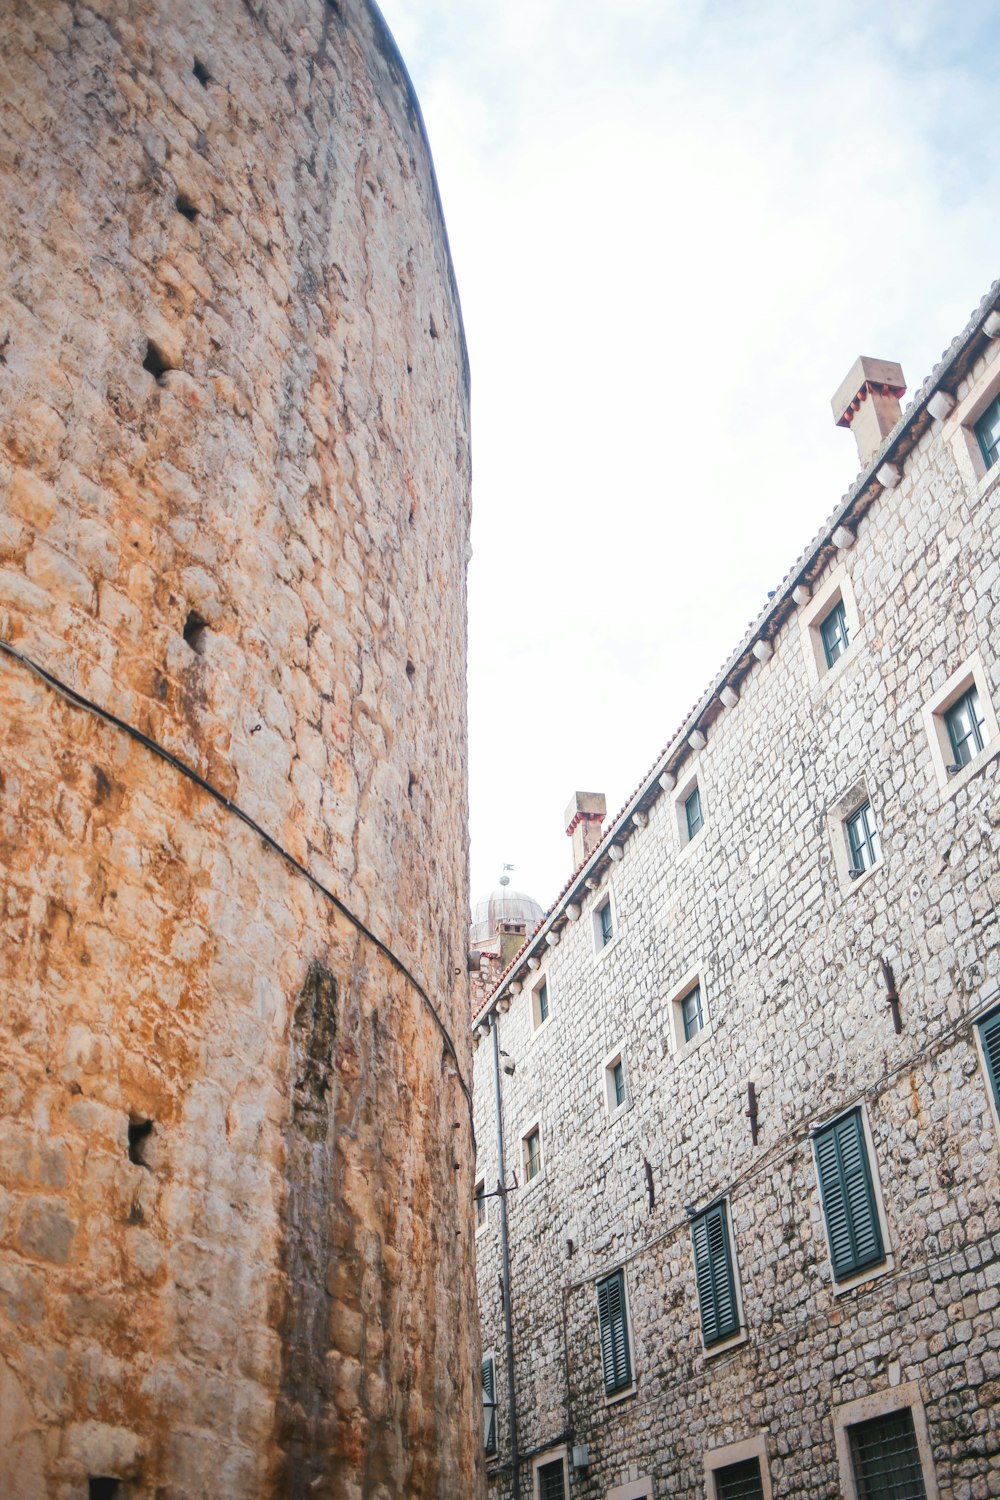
(491, 1016), (520, 1500)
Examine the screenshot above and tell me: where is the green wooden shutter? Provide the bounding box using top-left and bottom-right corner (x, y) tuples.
(980, 1008), (1000, 1114)
(596, 1269), (632, 1393)
(814, 1110), (884, 1281)
(691, 1201), (739, 1346)
(481, 1356), (497, 1453)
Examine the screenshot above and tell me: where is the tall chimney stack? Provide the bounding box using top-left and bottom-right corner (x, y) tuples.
(832, 356), (906, 466)
(564, 791), (606, 869)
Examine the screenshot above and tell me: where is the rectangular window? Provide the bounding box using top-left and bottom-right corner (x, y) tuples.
(537, 1459), (566, 1500)
(482, 1355), (497, 1454)
(524, 1127), (542, 1182)
(979, 1007), (1000, 1115)
(848, 1409), (927, 1500)
(596, 1268), (632, 1394)
(713, 1457), (766, 1500)
(846, 801), (881, 876)
(945, 685), (986, 768)
(691, 1201), (740, 1347)
(475, 1180), (486, 1229)
(682, 982), (705, 1042)
(537, 979), (549, 1023)
(685, 785), (704, 840)
(599, 899), (614, 948)
(813, 1109), (885, 1281)
(975, 391), (1000, 470)
(820, 597), (850, 668)
(612, 1058), (626, 1108)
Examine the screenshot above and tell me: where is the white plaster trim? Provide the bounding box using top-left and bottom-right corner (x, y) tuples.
(703, 1433), (772, 1500)
(826, 776), (885, 899)
(832, 1381), (940, 1500)
(673, 770), (708, 858)
(532, 1447), (569, 1500)
(519, 1117), (545, 1192)
(664, 963), (710, 1059)
(607, 1478), (653, 1500)
(592, 888), (619, 963)
(919, 650), (1000, 797)
(797, 561), (862, 692)
(529, 969), (554, 1039)
(943, 338), (1000, 488)
(601, 1042), (632, 1122)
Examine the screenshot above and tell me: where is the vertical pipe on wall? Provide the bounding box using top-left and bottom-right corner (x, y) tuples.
(491, 1019), (521, 1500)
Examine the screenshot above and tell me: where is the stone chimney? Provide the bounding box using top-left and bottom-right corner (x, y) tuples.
(564, 791), (606, 869)
(832, 356), (906, 466)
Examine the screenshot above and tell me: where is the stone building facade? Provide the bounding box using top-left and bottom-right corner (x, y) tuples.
(0, 3), (480, 1497)
(472, 288), (1000, 1500)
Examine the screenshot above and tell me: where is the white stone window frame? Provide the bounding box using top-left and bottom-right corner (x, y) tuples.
(532, 1446), (569, 1500)
(601, 1042), (631, 1122)
(920, 651), (999, 800)
(607, 1478), (653, 1500)
(826, 775), (885, 899)
(832, 1381), (940, 1500)
(941, 339), (1000, 503)
(474, 1175), (489, 1237)
(520, 1116), (545, 1192)
(971, 981), (1000, 1147)
(694, 1195), (749, 1361)
(797, 562), (863, 693)
(809, 1098), (895, 1298)
(665, 963), (713, 1061)
(703, 1433), (773, 1500)
(596, 1264), (639, 1406)
(529, 968), (554, 1038)
(673, 768), (707, 861)
(592, 886), (619, 964)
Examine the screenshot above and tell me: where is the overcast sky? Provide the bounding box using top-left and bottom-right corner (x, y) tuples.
(377, 0), (1000, 916)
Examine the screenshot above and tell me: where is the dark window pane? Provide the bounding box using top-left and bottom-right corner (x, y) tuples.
(848, 1409), (927, 1500)
(600, 902), (614, 946)
(537, 980), (549, 1023)
(526, 1130), (541, 1180)
(975, 393), (1000, 470)
(537, 1460), (566, 1500)
(685, 786), (703, 840)
(820, 598), (850, 668)
(613, 1059), (626, 1107)
(846, 802), (880, 874)
(714, 1457), (765, 1500)
(945, 686), (986, 767)
(682, 983), (704, 1042)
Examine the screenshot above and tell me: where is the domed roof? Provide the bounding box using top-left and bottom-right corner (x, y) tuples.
(469, 884), (544, 949)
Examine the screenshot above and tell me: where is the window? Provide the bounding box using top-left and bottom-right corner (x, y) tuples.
(713, 1458), (765, 1500)
(684, 785), (704, 840)
(944, 685), (986, 768)
(612, 1058), (626, 1107)
(599, 899), (614, 947)
(603, 1046), (629, 1117)
(819, 597), (850, 668)
(978, 1006), (1000, 1117)
(846, 801), (881, 877)
(848, 1409), (927, 1500)
(681, 982), (705, 1042)
(813, 1109), (885, 1282)
(535, 1458), (566, 1500)
(691, 1201), (740, 1348)
(596, 1268), (632, 1395)
(474, 1179), (487, 1231)
(482, 1355), (497, 1454)
(536, 979), (549, 1023)
(975, 391), (1000, 470)
(531, 974), (551, 1032)
(523, 1126), (543, 1183)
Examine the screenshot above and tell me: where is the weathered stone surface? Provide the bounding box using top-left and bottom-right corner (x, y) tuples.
(0, 2), (480, 1496)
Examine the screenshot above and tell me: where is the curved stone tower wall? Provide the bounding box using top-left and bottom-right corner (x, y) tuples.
(0, 3), (478, 1496)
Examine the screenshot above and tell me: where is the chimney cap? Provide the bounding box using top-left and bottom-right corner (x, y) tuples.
(563, 790), (606, 834)
(832, 355), (906, 428)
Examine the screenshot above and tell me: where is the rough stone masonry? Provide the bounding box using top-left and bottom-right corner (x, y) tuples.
(0, 3), (481, 1496)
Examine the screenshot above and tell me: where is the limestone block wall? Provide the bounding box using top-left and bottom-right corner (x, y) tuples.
(474, 327), (1000, 1497)
(0, 2), (479, 1496)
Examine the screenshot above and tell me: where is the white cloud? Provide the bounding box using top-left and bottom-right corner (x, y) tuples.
(378, 0), (1000, 909)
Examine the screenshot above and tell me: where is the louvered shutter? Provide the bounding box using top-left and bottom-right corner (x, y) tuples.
(814, 1110), (884, 1281)
(481, 1356), (497, 1453)
(980, 1009), (1000, 1115)
(692, 1202), (739, 1347)
(596, 1269), (632, 1393)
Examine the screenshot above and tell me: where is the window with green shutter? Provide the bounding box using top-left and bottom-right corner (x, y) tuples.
(596, 1268), (632, 1394)
(713, 1457), (766, 1500)
(691, 1201), (740, 1347)
(481, 1355), (497, 1454)
(813, 1109), (885, 1281)
(978, 1006), (1000, 1117)
(848, 1408), (927, 1500)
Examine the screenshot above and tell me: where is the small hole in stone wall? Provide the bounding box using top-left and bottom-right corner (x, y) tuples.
(428, 314), (439, 339)
(175, 193), (199, 222)
(192, 58), (211, 87)
(142, 340), (170, 381)
(408, 503), (415, 527)
(406, 660), (415, 682)
(89, 1479), (122, 1500)
(128, 1119), (153, 1168)
(407, 772), (417, 799)
(183, 611), (207, 654)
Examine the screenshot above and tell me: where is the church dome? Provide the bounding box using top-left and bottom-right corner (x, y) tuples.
(469, 884), (544, 949)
